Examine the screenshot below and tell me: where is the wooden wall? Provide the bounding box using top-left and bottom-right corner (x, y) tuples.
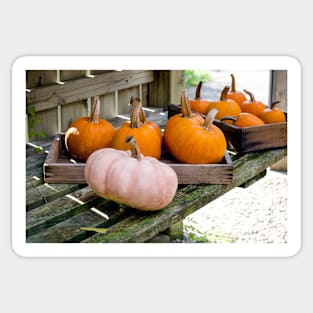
(26, 70), (185, 141)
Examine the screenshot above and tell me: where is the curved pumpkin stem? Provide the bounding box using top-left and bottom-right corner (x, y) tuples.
(195, 81), (203, 99)
(230, 74), (237, 92)
(220, 116), (237, 125)
(243, 89), (256, 102)
(90, 96), (101, 123)
(130, 96), (146, 124)
(270, 100), (280, 110)
(130, 104), (144, 128)
(220, 86), (230, 101)
(181, 90), (192, 118)
(125, 135), (142, 160)
(203, 108), (218, 130)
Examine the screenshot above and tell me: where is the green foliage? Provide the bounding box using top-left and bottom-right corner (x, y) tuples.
(27, 105), (46, 141)
(184, 70), (212, 87)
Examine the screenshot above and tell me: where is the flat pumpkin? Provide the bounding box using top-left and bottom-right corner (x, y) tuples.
(221, 112), (265, 127)
(111, 97), (162, 159)
(205, 85), (242, 120)
(84, 136), (178, 211)
(189, 81), (210, 115)
(65, 96), (115, 161)
(164, 91), (227, 164)
(259, 101), (286, 124)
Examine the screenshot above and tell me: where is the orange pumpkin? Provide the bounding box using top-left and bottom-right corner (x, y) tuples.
(227, 73), (247, 105)
(84, 136), (178, 211)
(189, 81), (210, 114)
(205, 86), (242, 120)
(221, 112), (265, 127)
(111, 97), (162, 159)
(65, 96), (115, 161)
(241, 89), (266, 117)
(259, 101), (286, 124)
(164, 91), (226, 164)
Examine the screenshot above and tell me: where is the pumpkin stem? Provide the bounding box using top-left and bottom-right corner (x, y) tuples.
(220, 116), (237, 125)
(270, 100), (280, 110)
(230, 74), (236, 92)
(195, 81), (203, 99)
(181, 90), (192, 118)
(130, 96), (146, 125)
(203, 108), (218, 130)
(125, 135), (142, 160)
(90, 96), (100, 124)
(220, 86), (230, 101)
(243, 89), (256, 102)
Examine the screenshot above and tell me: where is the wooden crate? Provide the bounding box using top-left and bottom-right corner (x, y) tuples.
(43, 134), (233, 185)
(168, 104), (287, 153)
(213, 118), (287, 153)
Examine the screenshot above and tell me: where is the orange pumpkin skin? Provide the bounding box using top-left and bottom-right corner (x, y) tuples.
(221, 112), (265, 127)
(227, 74), (247, 105)
(189, 81), (210, 114)
(205, 86), (242, 120)
(164, 93), (226, 164)
(259, 101), (286, 124)
(111, 97), (162, 159)
(241, 89), (266, 116)
(65, 96), (115, 161)
(84, 137), (178, 211)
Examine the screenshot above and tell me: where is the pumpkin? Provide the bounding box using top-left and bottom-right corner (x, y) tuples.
(205, 85), (242, 120)
(84, 136), (178, 211)
(164, 91), (227, 164)
(241, 89), (266, 117)
(221, 112), (265, 127)
(189, 81), (210, 114)
(227, 73), (247, 105)
(65, 96), (115, 161)
(259, 101), (286, 124)
(111, 97), (162, 159)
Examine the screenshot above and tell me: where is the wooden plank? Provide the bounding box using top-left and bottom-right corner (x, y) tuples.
(271, 70), (287, 111)
(26, 182), (82, 211)
(169, 70), (185, 105)
(148, 71), (170, 108)
(161, 151), (233, 184)
(27, 196), (126, 243)
(27, 70), (155, 111)
(26, 186), (102, 238)
(83, 148), (287, 243)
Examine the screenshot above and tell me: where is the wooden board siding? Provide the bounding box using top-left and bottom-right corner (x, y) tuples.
(26, 70), (184, 139)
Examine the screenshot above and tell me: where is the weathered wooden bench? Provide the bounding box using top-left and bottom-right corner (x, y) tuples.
(26, 109), (287, 243)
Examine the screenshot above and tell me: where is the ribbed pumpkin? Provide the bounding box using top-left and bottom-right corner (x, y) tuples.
(259, 101), (286, 124)
(221, 112), (265, 127)
(241, 89), (266, 117)
(111, 97), (162, 159)
(189, 81), (210, 114)
(205, 85), (242, 120)
(164, 91), (226, 164)
(84, 136), (178, 211)
(65, 96), (115, 161)
(227, 73), (247, 105)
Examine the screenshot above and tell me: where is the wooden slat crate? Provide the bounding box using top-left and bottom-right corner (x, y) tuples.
(168, 104), (287, 153)
(213, 117), (287, 153)
(43, 134), (233, 185)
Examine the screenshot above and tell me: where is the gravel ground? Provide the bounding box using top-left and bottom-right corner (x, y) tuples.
(180, 71), (288, 244)
(183, 169), (288, 243)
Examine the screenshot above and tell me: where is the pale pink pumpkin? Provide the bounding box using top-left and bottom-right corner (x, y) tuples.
(84, 136), (178, 211)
